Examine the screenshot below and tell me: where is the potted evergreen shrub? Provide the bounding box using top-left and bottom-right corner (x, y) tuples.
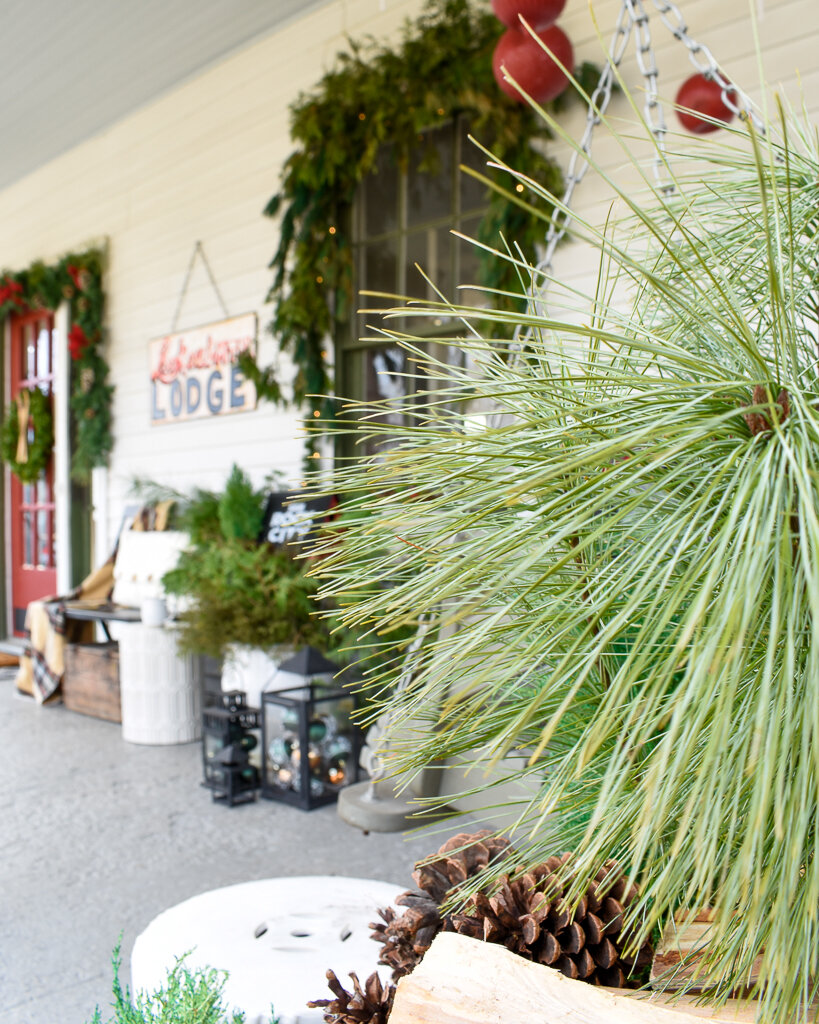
(161, 465), (331, 705)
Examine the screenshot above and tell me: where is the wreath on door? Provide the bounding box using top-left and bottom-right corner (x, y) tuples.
(0, 387), (54, 483)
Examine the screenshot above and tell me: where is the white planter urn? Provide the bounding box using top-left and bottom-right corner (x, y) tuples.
(220, 644), (300, 708)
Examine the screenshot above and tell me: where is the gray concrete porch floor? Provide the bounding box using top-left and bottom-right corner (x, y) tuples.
(0, 670), (464, 1023)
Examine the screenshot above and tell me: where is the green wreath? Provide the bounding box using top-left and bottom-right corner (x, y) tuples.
(1, 387), (54, 483)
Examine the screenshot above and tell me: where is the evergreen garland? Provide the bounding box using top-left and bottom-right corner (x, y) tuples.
(0, 248), (113, 482)
(241, 0), (598, 418)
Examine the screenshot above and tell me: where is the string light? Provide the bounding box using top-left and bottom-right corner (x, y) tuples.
(328, 226), (337, 235)
(358, 112), (366, 120)
(516, 184), (525, 193)
(313, 410), (321, 417)
(316, 275), (324, 284)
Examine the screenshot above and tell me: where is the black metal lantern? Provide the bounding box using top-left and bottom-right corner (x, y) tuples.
(260, 648), (361, 810)
(202, 690), (260, 806)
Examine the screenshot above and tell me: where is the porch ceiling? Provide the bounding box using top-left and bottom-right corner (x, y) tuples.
(0, 0), (333, 192)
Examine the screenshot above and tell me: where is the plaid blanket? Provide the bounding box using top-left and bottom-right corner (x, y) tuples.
(16, 558), (114, 703)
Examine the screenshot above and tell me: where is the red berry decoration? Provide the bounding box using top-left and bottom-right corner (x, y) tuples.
(491, 0), (567, 30)
(675, 73), (736, 134)
(492, 24), (573, 105)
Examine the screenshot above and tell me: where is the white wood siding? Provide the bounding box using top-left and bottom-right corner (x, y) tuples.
(0, 0), (815, 551)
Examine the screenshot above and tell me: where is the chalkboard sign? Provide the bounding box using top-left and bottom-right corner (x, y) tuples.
(259, 492), (336, 546)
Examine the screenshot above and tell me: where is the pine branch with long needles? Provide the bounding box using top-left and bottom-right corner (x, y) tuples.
(307, 83), (819, 1024)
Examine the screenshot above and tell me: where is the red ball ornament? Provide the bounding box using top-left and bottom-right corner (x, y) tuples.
(491, 0), (567, 30)
(675, 73), (736, 134)
(492, 25), (573, 105)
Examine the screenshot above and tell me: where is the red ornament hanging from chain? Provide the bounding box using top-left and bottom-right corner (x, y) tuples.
(492, 24), (573, 104)
(491, 0), (567, 30)
(675, 73), (736, 134)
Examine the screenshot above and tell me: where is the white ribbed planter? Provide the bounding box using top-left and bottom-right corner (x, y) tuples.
(118, 624), (202, 745)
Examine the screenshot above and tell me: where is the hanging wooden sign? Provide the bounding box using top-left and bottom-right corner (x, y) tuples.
(149, 313), (258, 425)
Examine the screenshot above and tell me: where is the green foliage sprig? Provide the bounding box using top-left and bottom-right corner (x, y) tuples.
(88, 940), (261, 1023)
(0, 248), (113, 482)
(0, 387), (53, 483)
(241, 0), (598, 417)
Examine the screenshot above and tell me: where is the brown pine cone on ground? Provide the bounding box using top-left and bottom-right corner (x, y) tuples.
(308, 969), (395, 1024)
(370, 830), (515, 979)
(449, 852), (653, 987)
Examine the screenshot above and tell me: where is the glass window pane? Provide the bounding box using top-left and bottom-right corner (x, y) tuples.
(364, 146), (399, 237)
(23, 512), (34, 566)
(359, 235), (399, 338)
(363, 235), (398, 297)
(459, 121), (488, 213)
(23, 482), (34, 505)
(36, 324), (50, 379)
(367, 346), (407, 406)
(405, 229), (431, 301)
(456, 215), (485, 309)
(407, 123), (454, 226)
(37, 476), (49, 504)
(406, 228), (453, 308)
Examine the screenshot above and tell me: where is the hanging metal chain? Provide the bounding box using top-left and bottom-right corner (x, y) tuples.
(539, 2), (632, 277)
(651, 0), (766, 133)
(532, 0), (762, 292)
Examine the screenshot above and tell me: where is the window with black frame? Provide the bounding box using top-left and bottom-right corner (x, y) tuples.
(336, 117), (489, 453)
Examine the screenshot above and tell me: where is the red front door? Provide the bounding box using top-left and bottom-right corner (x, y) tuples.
(9, 310), (57, 635)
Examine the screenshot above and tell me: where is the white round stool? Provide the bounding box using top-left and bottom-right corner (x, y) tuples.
(131, 876), (402, 1024)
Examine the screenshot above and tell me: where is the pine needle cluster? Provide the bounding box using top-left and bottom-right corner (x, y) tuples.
(309, 79), (819, 1024)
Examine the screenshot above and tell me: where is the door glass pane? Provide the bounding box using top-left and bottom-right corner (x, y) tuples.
(23, 482), (34, 505)
(36, 324), (50, 379)
(25, 323), (36, 379)
(23, 512), (34, 566)
(37, 510), (51, 567)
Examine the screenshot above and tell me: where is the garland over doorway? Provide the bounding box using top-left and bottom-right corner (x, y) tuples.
(241, 0), (598, 419)
(0, 248), (113, 482)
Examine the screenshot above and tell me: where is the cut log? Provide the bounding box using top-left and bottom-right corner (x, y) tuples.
(390, 932), (774, 1024)
(650, 913), (762, 991)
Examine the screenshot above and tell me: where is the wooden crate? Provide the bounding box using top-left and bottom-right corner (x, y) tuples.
(62, 641), (121, 723)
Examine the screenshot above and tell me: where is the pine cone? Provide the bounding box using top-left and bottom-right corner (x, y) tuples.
(371, 831), (515, 979)
(450, 853), (652, 988)
(743, 384), (790, 436)
(370, 905), (425, 980)
(308, 969), (395, 1024)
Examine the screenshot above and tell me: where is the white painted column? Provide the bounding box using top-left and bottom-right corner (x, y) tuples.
(53, 302), (72, 594)
(3, 317), (12, 634)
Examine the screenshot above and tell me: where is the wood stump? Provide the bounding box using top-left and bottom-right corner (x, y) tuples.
(390, 932), (766, 1024)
